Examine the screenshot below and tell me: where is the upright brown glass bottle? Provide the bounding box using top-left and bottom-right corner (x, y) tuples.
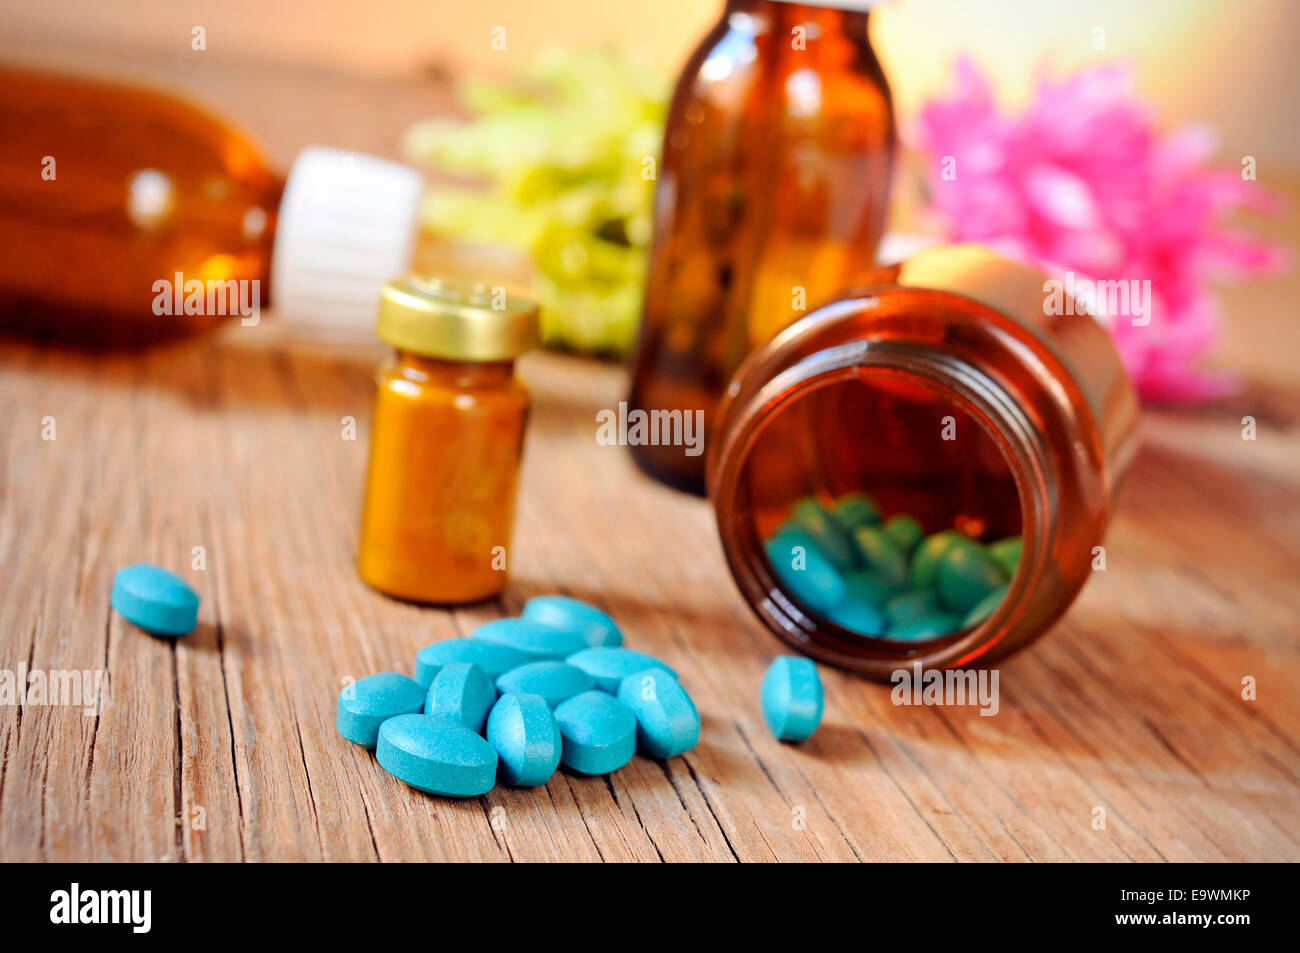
(627, 0), (896, 493)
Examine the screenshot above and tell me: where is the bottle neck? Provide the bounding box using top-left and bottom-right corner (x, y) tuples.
(718, 0), (881, 81)
(394, 351), (516, 388)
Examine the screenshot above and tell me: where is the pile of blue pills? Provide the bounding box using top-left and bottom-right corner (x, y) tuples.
(337, 595), (701, 797)
(764, 493), (1021, 642)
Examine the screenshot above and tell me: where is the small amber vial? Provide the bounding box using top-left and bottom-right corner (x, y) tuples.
(358, 278), (538, 603)
(708, 245), (1139, 677)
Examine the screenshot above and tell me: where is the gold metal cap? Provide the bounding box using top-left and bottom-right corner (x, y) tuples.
(376, 276), (539, 361)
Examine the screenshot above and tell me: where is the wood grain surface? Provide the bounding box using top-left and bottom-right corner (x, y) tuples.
(0, 318), (1297, 862)
(1, 51), (1297, 863)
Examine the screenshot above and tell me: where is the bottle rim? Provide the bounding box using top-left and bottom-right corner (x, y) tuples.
(709, 332), (1057, 676)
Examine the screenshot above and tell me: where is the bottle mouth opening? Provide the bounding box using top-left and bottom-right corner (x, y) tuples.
(711, 339), (1050, 677)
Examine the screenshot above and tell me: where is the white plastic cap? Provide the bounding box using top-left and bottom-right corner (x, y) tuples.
(272, 146), (423, 334)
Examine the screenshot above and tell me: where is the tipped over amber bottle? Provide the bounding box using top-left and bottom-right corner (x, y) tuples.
(628, 0), (896, 493)
(708, 246), (1140, 677)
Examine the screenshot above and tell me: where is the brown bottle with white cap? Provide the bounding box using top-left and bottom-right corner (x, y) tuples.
(0, 65), (423, 346)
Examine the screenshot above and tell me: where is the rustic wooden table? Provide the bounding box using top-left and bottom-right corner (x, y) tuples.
(1, 316), (1297, 862)
(1, 51), (1297, 863)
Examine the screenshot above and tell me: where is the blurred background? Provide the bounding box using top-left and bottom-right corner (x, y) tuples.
(5, 0), (1296, 166)
(2, 0), (1296, 382)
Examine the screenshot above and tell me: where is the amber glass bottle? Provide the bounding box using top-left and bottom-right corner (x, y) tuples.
(0, 66), (421, 345)
(358, 278), (538, 604)
(628, 0), (896, 493)
(708, 246), (1139, 678)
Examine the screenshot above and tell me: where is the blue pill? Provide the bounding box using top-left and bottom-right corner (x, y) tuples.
(110, 564), (199, 636)
(565, 647), (677, 694)
(495, 661), (594, 708)
(553, 690), (637, 775)
(486, 693), (562, 787)
(472, 618), (587, 660)
(764, 528), (846, 613)
(425, 662), (497, 734)
(617, 669), (700, 759)
(761, 656), (824, 743)
(523, 595), (623, 648)
(963, 584), (1010, 628)
(336, 672), (427, 749)
(413, 638), (531, 688)
(826, 588), (885, 636)
(831, 492), (881, 530)
(881, 513), (925, 557)
(988, 536), (1022, 578)
(376, 714), (497, 797)
(850, 525), (909, 589)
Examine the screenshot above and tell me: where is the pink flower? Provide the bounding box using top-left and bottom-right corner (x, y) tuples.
(917, 58), (1286, 402)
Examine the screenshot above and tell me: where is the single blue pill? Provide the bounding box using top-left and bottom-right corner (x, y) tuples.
(881, 513), (925, 557)
(471, 618), (587, 660)
(486, 693), (562, 787)
(764, 528), (846, 613)
(110, 564), (199, 636)
(425, 662), (497, 734)
(522, 595), (623, 648)
(376, 714), (497, 797)
(336, 672), (427, 749)
(565, 647), (677, 694)
(495, 661), (594, 708)
(413, 638), (531, 688)
(553, 690), (637, 776)
(936, 541), (1008, 614)
(617, 669), (700, 759)
(761, 656), (823, 743)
